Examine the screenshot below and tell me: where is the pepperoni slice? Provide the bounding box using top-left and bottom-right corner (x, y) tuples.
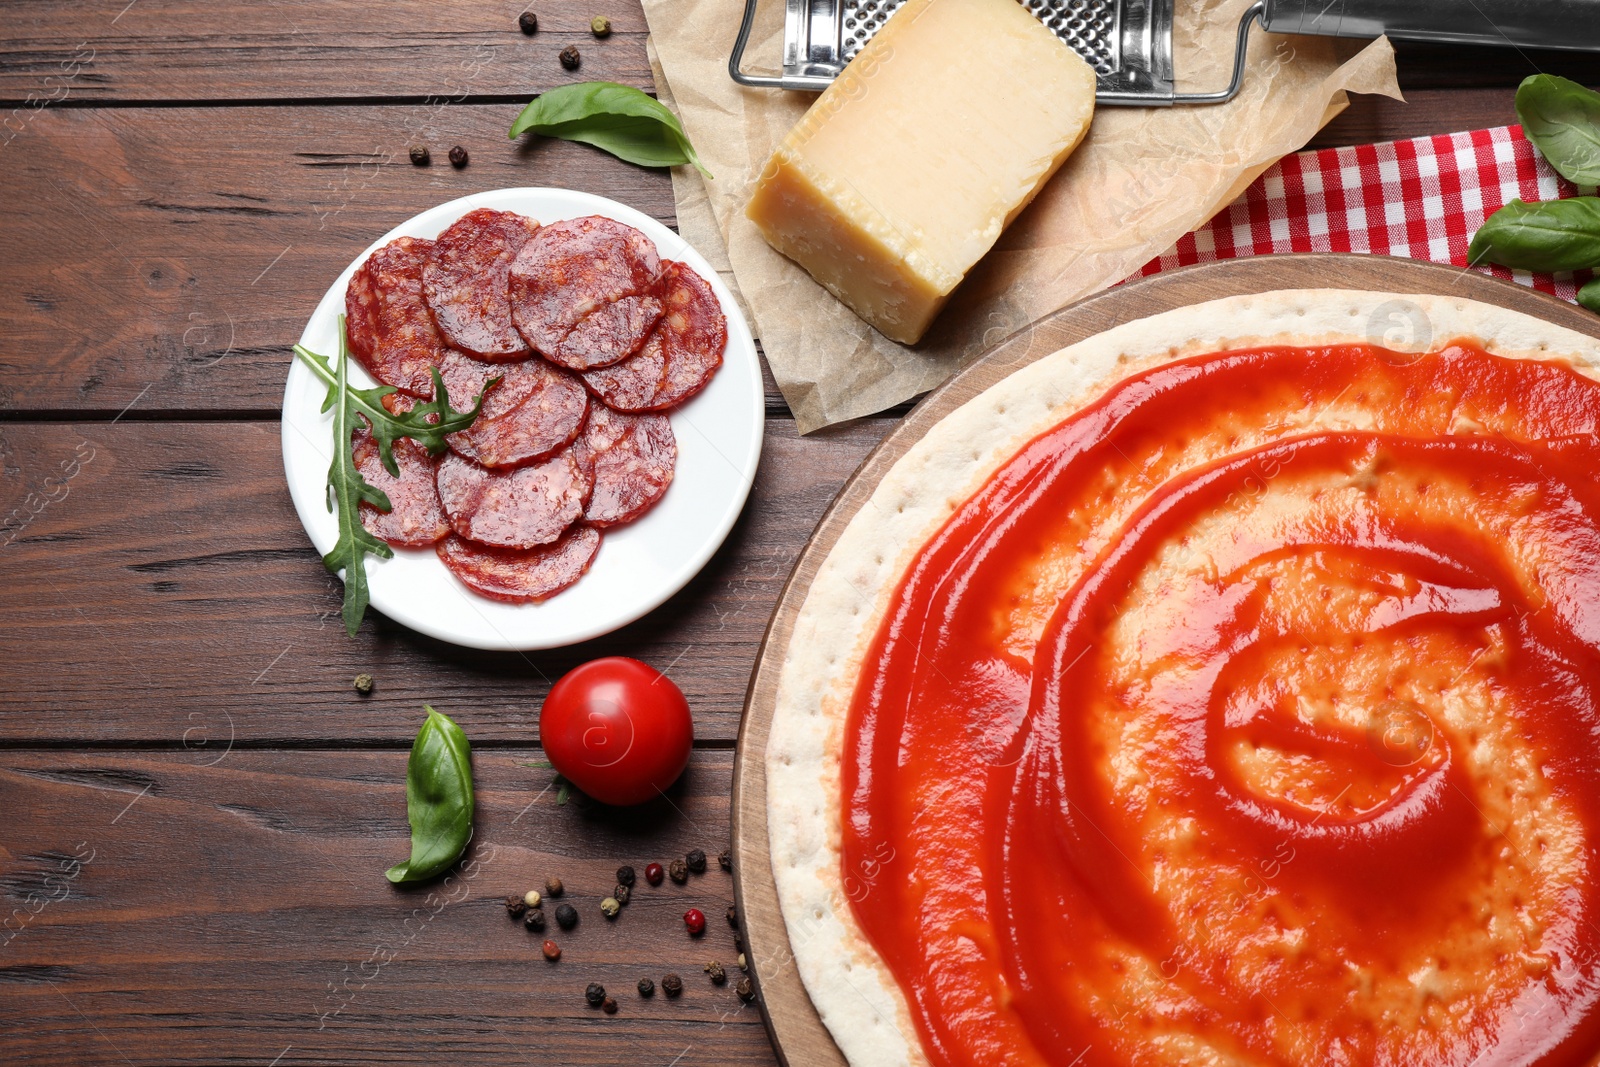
(572, 406), (675, 527)
(508, 215), (665, 370)
(436, 526), (602, 603)
(351, 424), (450, 548)
(434, 450), (591, 549)
(435, 352), (588, 468)
(582, 261), (727, 412)
(345, 236), (448, 397)
(423, 209), (541, 360)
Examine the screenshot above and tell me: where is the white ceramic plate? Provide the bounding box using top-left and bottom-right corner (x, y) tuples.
(281, 188), (764, 651)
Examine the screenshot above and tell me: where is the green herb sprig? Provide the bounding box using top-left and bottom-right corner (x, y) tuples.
(387, 705), (475, 885)
(509, 81), (711, 179)
(293, 316), (495, 635)
(1469, 75), (1600, 313)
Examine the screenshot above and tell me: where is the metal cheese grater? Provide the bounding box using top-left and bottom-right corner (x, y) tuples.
(729, 0), (1600, 105)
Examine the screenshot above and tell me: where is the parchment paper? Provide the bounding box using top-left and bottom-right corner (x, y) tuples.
(642, 0), (1401, 432)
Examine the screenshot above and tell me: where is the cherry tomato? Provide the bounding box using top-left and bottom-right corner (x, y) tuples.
(539, 657), (693, 806)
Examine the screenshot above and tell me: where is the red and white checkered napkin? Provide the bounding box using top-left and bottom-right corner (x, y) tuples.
(1139, 125), (1594, 302)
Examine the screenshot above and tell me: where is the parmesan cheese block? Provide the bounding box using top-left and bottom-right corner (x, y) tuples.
(744, 0), (1097, 345)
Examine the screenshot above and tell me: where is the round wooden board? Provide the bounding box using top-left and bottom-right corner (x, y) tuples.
(729, 254), (1600, 1066)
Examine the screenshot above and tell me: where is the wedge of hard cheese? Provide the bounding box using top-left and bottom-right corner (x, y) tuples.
(745, 0), (1096, 345)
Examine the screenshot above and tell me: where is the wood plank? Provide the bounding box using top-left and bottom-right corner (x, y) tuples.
(1, 2), (1595, 102)
(0, 88), (1548, 416)
(0, 103), (701, 416)
(0, 0), (653, 102)
(0, 747), (779, 1066)
(0, 418), (887, 746)
(732, 256), (1600, 1067)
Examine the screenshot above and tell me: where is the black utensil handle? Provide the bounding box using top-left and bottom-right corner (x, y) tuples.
(1261, 0), (1600, 52)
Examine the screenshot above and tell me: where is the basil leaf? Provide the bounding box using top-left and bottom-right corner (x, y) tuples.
(1516, 75), (1600, 187)
(1579, 278), (1600, 314)
(293, 316), (494, 634)
(1468, 197), (1600, 273)
(387, 706), (475, 885)
(509, 81), (711, 179)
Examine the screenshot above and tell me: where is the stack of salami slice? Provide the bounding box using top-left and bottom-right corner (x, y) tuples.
(343, 209), (727, 603)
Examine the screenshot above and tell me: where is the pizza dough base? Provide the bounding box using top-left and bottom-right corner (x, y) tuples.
(764, 289), (1600, 1067)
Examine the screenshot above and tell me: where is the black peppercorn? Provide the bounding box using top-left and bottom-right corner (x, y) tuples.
(602, 996), (617, 1014)
(408, 146), (429, 167)
(662, 973), (683, 997)
(637, 977), (655, 997)
(448, 145), (469, 169)
(518, 11), (538, 34)
(614, 883), (631, 906)
(686, 849), (707, 874)
(590, 15), (612, 37)
(617, 865), (636, 887)
(560, 45), (581, 70)
(524, 908), (546, 932)
(545, 877), (564, 898)
(704, 960), (727, 985)
(555, 902), (578, 930)
(505, 895), (526, 919)
(353, 673), (375, 695)
(669, 858), (689, 884)
(719, 849), (732, 873)
(736, 976), (754, 1003)
(726, 903), (738, 927)
(585, 982), (606, 1007)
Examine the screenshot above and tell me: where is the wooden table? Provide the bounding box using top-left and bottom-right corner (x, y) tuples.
(1, 5), (1595, 1063)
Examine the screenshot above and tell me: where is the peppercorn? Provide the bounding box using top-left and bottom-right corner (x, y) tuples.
(614, 883), (630, 906)
(662, 973), (683, 997)
(590, 15), (612, 37)
(555, 903), (578, 930)
(737, 953), (747, 971)
(602, 996), (617, 1014)
(448, 145), (469, 169)
(408, 146), (430, 167)
(505, 895), (526, 919)
(542, 939), (561, 961)
(637, 977), (655, 997)
(546, 877), (564, 898)
(669, 858), (689, 885)
(705, 960), (727, 985)
(617, 865), (636, 887)
(683, 908), (706, 936)
(726, 903), (738, 927)
(518, 10), (539, 34)
(736, 976), (754, 1003)
(719, 849), (732, 873)
(645, 862), (664, 886)
(353, 673), (374, 695)
(600, 896), (621, 919)
(733, 932), (744, 952)
(559, 45), (581, 70)
(686, 848), (707, 874)
(523, 889), (542, 909)
(585, 982), (606, 1007)
(524, 908), (546, 932)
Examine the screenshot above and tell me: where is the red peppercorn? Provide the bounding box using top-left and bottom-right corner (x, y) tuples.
(645, 862), (664, 886)
(542, 940), (561, 961)
(683, 908), (706, 936)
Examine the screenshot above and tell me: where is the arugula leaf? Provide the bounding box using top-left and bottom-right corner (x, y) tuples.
(387, 705), (475, 885)
(1467, 197), (1600, 273)
(1579, 278), (1600, 314)
(293, 316), (496, 635)
(509, 81), (711, 179)
(1517, 75), (1600, 187)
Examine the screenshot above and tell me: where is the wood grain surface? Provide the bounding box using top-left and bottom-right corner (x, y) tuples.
(732, 255), (1600, 1067)
(0, 418), (888, 744)
(4, 0), (1598, 1061)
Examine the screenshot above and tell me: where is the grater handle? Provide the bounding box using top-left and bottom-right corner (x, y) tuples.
(1261, 0), (1600, 52)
